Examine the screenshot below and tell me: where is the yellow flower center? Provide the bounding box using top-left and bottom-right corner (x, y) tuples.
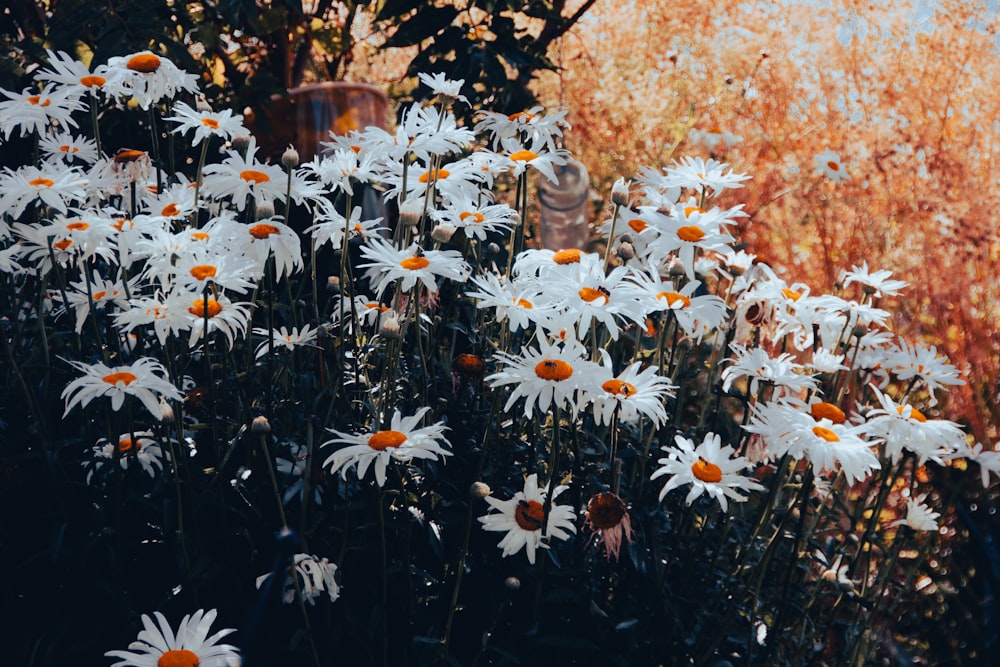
(782, 288), (802, 301)
(368, 430), (407, 450)
(691, 457), (723, 483)
(657, 291), (690, 308)
(628, 219), (648, 233)
(190, 265), (217, 281)
(239, 169), (270, 184)
(65, 221), (89, 231)
(552, 249), (582, 264)
(157, 649), (199, 667)
(602, 379), (637, 396)
(509, 149), (538, 162)
(249, 223), (279, 239)
(534, 359), (573, 381)
(103, 371), (138, 386)
(161, 203), (180, 217)
(127, 53), (162, 73)
(812, 426), (840, 442)
(201, 117), (220, 129)
(459, 211), (485, 223)
(514, 499), (545, 531)
(810, 402), (846, 424)
(418, 168), (450, 183)
(897, 405), (927, 423)
(189, 298), (222, 318)
(578, 286), (609, 304)
(29, 177), (54, 187)
(80, 75), (106, 88)
(677, 225), (705, 242)
(400, 255), (430, 270)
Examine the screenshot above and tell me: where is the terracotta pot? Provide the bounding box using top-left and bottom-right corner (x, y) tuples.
(255, 82), (389, 161)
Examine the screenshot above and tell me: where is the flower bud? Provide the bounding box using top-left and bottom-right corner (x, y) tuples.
(504, 576), (521, 590)
(379, 313), (401, 339)
(616, 241), (635, 261)
(470, 481), (492, 498)
(327, 276), (341, 293)
(231, 135), (252, 154)
(281, 145), (300, 169)
(399, 199), (423, 228)
(255, 201), (275, 220)
(251, 415), (271, 434)
(611, 177), (630, 207)
(431, 223), (457, 244)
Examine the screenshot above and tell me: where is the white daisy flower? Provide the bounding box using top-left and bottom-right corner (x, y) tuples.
(862, 386), (967, 465)
(201, 136), (287, 211)
(104, 51), (200, 110)
(39, 131), (100, 164)
(721, 344), (819, 399)
(0, 86), (83, 139)
(814, 149), (849, 182)
(590, 356), (675, 427)
(85, 432), (166, 484)
(651, 432), (764, 511)
(465, 272), (561, 333)
(661, 156), (751, 196)
(840, 261), (908, 298)
(61, 357), (183, 419)
(240, 217), (303, 280)
(479, 473), (577, 564)
(886, 340), (964, 405)
(894, 495), (940, 533)
(104, 608), (239, 667)
(322, 407), (452, 487)
(306, 205), (385, 252)
(487, 334), (601, 418)
(0, 163), (88, 218)
(253, 324), (320, 360)
(165, 100), (246, 145)
(256, 553), (340, 605)
(418, 71), (468, 104)
(359, 239), (471, 297)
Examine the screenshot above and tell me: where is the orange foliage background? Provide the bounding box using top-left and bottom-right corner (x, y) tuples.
(529, 0), (1000, 443)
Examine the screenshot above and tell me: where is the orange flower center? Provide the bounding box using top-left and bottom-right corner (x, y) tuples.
(190, 265), (217, 281)
(812, 426), (840, 442)
(514, 499), (545, 531)
(189, 298), (222, 318)
(897, 405), (927, 423)
(103, 371), (138, 386)
(117, 438), (134, 454)
(602, 379), (637, 396)
(453, 353), (487, 375)
(127, 53), (162, 73)
(114, 149), (146, 163)
(59, 144), (79, 154)
(782, 288), (802, 301)
(578, 286), (609, 304)
(534, 359), (573, 381)
(418, 168), (450, 183)
(191, 232), (209, 241)
(27, 95), (51, 107)
(657, 291), (690, 308)
(157, 649), (199, 667)
(677, 225), (705, 242)
(239, 169), (270, 184)
(827, 161), (840, 171)
(400, 256), (430, 270)
(691, 457), (723, 483)
(160, 203), (180, 217)
(587, 492), (627, 530)
(514, 298), (533, 309)
(810, 402), (846, 424)
(65, 221), (89, 231)
(80, 75), (106, 88)
(628, 219), (648, 233)
(368, 430), (407, 450)
(509, 149), (538, 162)
(459, 211), (485, 223)
(250, 223), (279, 239)
(53, 239), (73, 251)
(201, 117), (220, 129)
(29, 177), (54, 187)
(508, 111), (536, 121)
(552, 248), (582, 264)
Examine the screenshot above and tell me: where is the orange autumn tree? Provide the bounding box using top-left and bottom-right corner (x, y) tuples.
(540, 0), (1000, 443)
